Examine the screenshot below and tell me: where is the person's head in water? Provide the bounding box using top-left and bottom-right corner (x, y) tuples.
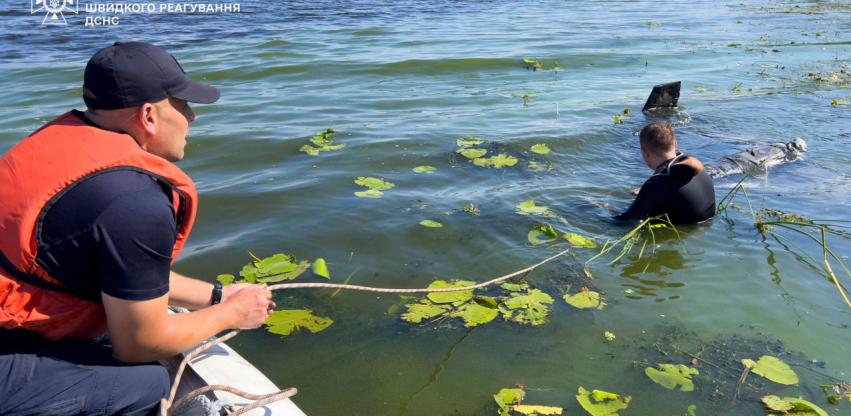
(639, 122), (677, 169)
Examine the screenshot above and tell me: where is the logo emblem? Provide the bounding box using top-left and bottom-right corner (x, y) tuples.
(31, 0), (78, 25)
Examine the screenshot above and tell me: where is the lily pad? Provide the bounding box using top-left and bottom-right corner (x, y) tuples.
(761, 395), (828, 416)
(564, 288), (607, 310)
(528, 224), (559, 245)
(473, 153), (518, 168)
(742, 355), (799, 385)
(419, 220), (443, 228)
(239, 253), (311, 283)
(564, 232), (597, 248)
(265, 309), (333, 336)
(645, 364), (699, 392)
(457, 137), (485, 148)
(449, 302), (498, 327)
(687, 404), (697, 416)
(513, 404), (563, 415)
(413, 165), (437, 173)
(257, 260), (311, 283)
(216, 274), (234, 285)
(530, 144), (551, 155)
(576, 386), (631, 416)
(427, 279), (475, 304)
(354, 176), (395, 191)
(354, 189), (384, 198)
(457, 148), (488, 159)
(401, 300), (451, 324)
(494, 387), (526, 411)
(299, 128), (346, 156)
(500, 289), (554, 326)
(516, 199), (554, 217)
(298, 144), (321, 156)
(312, 258), (330, 279)
(500, 282), (529, 292)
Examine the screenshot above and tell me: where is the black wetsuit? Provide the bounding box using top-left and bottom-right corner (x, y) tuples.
(615, 153), (716, 224)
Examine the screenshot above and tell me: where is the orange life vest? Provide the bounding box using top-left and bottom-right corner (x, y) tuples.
(0, 111), (198, 341)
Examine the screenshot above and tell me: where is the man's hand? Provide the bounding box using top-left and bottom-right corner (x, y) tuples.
(103, 283), (275, 363)
(631, 187), (641, 196)
(222, 284), (275, 329)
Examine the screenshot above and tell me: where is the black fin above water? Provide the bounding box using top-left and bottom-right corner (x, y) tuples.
(643, 81), (681, 112)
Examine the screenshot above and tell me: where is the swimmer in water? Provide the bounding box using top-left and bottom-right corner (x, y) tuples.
(615, 122), (716, 224)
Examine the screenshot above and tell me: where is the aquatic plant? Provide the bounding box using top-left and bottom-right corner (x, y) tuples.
(413, 165), (437, 173)
(419, 219), (443, 228)
(645, 364), (699, 391)
(353, 176), (395, 198)
(265, 309), (333, 336)
(530, 144), (550, 155)
(587, 215), (680, 266)
(492, 386), (563, 416)
(576, 386), (631, 416)
(299, 128), (346, 156)
(717, 168), (851, 308)
(399, 279), (556, 328)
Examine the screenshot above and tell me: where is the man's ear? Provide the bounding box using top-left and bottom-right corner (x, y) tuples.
(136, 103), (157, 137)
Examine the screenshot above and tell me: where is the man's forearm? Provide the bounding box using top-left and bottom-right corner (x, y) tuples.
(169, 271), (214, 310)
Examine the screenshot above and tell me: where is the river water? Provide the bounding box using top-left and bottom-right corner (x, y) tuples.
(1, 1), (850, 415)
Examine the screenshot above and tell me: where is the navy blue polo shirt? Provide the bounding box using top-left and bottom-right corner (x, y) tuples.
(35, 169), (177, 301)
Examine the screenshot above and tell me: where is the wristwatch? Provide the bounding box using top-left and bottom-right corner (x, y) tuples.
(210, 281), (223, 305)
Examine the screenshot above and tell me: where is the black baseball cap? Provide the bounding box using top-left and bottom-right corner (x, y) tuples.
(83, 41), (220, 110)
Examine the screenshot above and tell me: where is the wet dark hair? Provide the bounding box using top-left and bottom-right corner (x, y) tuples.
(639, 122), (676, 154)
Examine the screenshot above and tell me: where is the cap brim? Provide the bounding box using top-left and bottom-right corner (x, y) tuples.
(171, 80), (220, 104)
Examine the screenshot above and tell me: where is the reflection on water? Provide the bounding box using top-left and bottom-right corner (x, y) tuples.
(620, 249), (688, 302)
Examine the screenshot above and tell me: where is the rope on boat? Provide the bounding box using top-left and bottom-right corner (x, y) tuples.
(160, 248), (571, 415)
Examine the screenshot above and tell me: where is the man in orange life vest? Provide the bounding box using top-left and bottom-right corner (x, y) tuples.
(0, 42), (275, 415)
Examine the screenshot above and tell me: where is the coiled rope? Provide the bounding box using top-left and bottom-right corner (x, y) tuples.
(160, 248), (571, 415)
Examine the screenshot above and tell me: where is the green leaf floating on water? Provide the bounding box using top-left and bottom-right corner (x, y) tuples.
(644, 364), (699, 392)
(239, 253), (311, 283)
(761, 395), (828, 416)
(354, 176), (395, 191)
(494, 387), (526, 411)
(564, 232), (597, 248)
(401, 300), (451, 324)
(473, 153), (518, 168)
(576, 386), (631, 416)
(687, 404), (697, 416)
(499, 288), (554, 325)
(309, 128), (336, 146)
(742, 355), (799, 385)
(530, 143), (551, 155)
(265, 309), (333, 336)
(449, 302), (498, 327)
(298, 144), (320, 156)
(354, 189), (384, 198)
(427, 279), (475, 304)
(457, 137), (485, 148)
(216, 274), (234, 285)
(299, 128), (346, 156)
(516, 199), (554, 217)
(528, 224), (559, 245)
(457, 148), (488, 159)
(413, 165), (436, 173)
(564, 288), (607, 310)
(312, 258), (330, 279)
(419, 220), (443, 228)
(500, 282), (529, 292)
